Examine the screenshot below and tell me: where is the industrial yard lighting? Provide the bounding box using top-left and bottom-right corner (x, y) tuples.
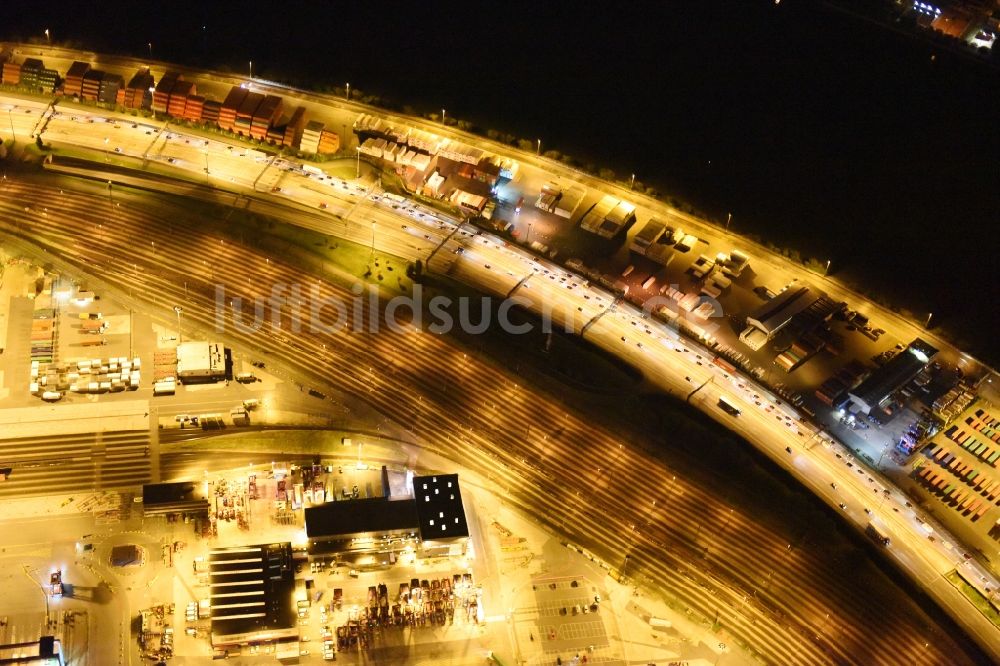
(174, 306), (183, 344)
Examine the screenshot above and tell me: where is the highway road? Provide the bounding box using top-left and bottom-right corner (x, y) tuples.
(0, 175), (990, 664)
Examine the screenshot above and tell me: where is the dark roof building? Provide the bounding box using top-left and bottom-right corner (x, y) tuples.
(412, 473), (469, 553)
(208, 543), (298, 646)
(746, 285), (814, 338)
(848, 338), (938, 414)
(305, 471), (469, 557)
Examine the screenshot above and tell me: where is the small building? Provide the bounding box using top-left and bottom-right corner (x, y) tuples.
(208, 543), (298, 648)
(110, 544), (142, 567)
(176, 341), (226, 381)
(848, 339), (938, 414)
(64, 61), (90, 97)
(37, 67), (58, 94)
(19, 58), (44, 90)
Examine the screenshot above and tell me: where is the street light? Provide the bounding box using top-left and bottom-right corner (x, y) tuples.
(441, 108), (445, 126)
(536, 138), (541, 155)
(725, 212), (732, 232)
(248, 60), (253, 80)
(7, 109), (14, 144)
(148, 42), (152, 59)
(355, 146), (361, 179)
(44, 29), (50, 45)
(824, 259), (831, 275)
(103, 137), (109, 162)
(369, 221), (376, 266)
(345, 82), (350, 100)
(926, 312), (933, 328)
(630, 173), (636, 190)
(173, 306), (183, 344)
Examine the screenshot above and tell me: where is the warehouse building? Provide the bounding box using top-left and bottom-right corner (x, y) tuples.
(176, 341), (227, 381)
(208, 543), (298, 647)
(740, 285), (814, 351)
(305, 473), (469, 558)
(848, 338), (938, 414)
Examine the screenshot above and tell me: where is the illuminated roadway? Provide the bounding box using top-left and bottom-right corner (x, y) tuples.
(2, 98), (999, 661)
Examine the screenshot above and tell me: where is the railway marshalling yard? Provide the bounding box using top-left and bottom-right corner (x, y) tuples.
(0, 82), (998, 665)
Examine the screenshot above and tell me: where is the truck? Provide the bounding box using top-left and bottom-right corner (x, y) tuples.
(865, 523), (890, 547)
(717, 395), (742, 417)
